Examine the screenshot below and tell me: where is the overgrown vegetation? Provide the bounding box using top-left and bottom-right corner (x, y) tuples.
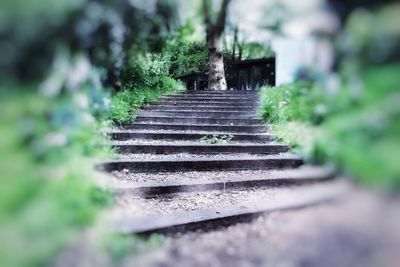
(258, 67), (400, 189)
(0, 0), (185, 265)
(0, 84), (113, 267)
(166, 22), (209, 77)
(258, 3), (400, 190)
(110, 54), (184, 123)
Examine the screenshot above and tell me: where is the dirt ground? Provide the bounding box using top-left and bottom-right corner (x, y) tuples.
(52, 186), (400, 267)
(127, 189), (400, 267)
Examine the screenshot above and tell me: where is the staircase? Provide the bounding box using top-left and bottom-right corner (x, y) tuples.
(102, 90), (345, 235)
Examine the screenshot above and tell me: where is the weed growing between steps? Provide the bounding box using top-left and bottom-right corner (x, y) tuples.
(200, 134), (234, 144)
(110, 54), (185, 124)
(0, 87), (113, 267)
(258, 64), (400, 190)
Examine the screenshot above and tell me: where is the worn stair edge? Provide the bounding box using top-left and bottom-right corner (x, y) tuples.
(152, 100), (257, 105)
(116, 180), (349, 235)
(112, 143), (287, 154)
(167, 91), (259, 95)
(142, 106), (256, 112)
(162, 92), (258, 96)
(109, 131), (275, 142)
(99, 155), (303, 172)
(137, 111), (257, 119)
(116, 123), (268, 133)
(134, 116), (260, 125)
(160, 97), (256, 100)
(113, 167), (336, 196)
(146, 103), (256, 108)
(159, 96), (259, 101)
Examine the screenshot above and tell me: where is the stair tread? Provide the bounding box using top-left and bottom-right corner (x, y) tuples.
(105, 153), (301, 163)
(113, 180), (349, 234)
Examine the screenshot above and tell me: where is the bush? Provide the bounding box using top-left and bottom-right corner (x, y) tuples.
(0, 88), (113, 267)
(112, 51), (185, 124)
(110, 78), (184, 124)
(257, 64), (400, 190)
(258, 81), (324, 124)
(167, 41), (208, 77)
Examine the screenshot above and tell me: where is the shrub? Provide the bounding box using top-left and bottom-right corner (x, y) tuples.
(109, 79), (183, 124)
(0, 88), (112, 267)
(257, 64), (400, 189)
(258, 81), (322, 124)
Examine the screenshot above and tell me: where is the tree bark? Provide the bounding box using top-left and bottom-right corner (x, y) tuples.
(203, 0), (231, 90)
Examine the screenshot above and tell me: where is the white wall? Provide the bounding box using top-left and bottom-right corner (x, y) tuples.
(273, 38), (315, 85)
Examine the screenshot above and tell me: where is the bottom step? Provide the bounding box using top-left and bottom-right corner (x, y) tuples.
(114, 180), (350, 234)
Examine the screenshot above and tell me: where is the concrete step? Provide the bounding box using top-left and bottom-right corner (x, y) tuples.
(137, 110), (256, 119)
(153, 99), (257, 105)
(135, 116), (260, 125)
(113, 143), (287, 154)
(109, 131), (274, 142)
(114, 180), (349, 234)
(142, 106), (255, 112)
(113, 166), (336, 196)
(169, 90), (258, 95)
(117, 123), (268, 133)
(147, 103), (256, 109)
(160, 95), (258, 101)
(100, 154), (303, 173)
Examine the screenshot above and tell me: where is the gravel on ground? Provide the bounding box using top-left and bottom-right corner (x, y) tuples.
(111, 139), (271, 145)
(111, 166), (316, 183)
(124, 189), (400, 267)
(109, 181), (345, 219)
(114, 152), (287, 160)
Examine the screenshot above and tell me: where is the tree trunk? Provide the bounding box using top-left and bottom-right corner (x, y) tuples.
(203, 0), (231, 90)
(206, 33), (227, 90)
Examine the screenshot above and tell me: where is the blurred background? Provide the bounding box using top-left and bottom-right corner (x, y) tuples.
(0, 0), (399, 266)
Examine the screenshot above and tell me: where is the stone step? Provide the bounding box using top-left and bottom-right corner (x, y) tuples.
(142, 106), (255, 112)
(147, 103), (256, 109)
(117, 123), (268, 133)
(137, 110), (256, 119)
(100, 154), (303, 173)
(114, 180), (349, 234)
(113, 143), (287, 154)
(135, 116), (260, 125)
(113, 166), (336, 196)
(169, 90), (258, 95)
(109, 131), (274, 142)
(153, 99), (257, 105)
(160, 95), (259, 101)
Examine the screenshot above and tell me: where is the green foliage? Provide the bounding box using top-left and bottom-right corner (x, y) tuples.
(258, 63), (400, 190)
(314, 91), (400, 188)
(0, 86), (113, 267)
(258, 81), (325, 124)
(241, 42), (275, 60)
(161, 22), (208, 77)
(167, 41), (208, 77)
(257, 2), (400, 189)
(200, 134), (233, 144)
(110, 81), (183, 124)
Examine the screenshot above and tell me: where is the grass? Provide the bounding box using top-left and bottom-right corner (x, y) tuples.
(110, 76), (184, 124)
(258, 64), (400, 190)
